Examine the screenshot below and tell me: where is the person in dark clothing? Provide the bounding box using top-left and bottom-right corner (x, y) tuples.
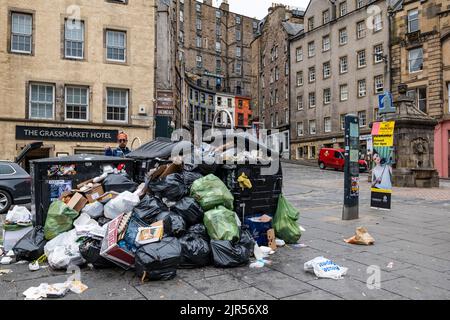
(105, 132), (131, 157)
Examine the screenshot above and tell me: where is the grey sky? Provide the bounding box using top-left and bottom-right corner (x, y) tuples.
(211, 0), (310, 20)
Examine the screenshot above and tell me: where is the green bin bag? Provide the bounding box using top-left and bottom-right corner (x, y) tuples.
(203, 206), (240, 241)
(190, 174), (234, 211)
(44, 200), (79, 240)
(273, 194), (301, 244)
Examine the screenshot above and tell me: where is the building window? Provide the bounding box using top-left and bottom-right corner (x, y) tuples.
(340, 114), (346, 130)
(309, 146), (316, 159)
(309, 120), (316, 135)
(106, 30), (126, 62)
(29, 83), (54, 119)
(356, 0), (365, 9)
(323, 88), (331, 104)
(308, 41), (315, 57)
(216, 10), (221, 18)
(308, 17), (314, 31)
(216, 41), (221, 52)
(374, 108), (380, 120)
(374, 44), (383, 63)
(236, 46), (241, 57)
(323, 62), (331, 79)
(323, 10), (330, 24)
(106, 88), (128, 122)
(275, 113), (279, 126)
(65, 20), (84, 59)
(285, 62), (289, 76)
(357, 50), (366, 68)
(340, 84), (348, 101)
(339, 56), (348, 73)
(216, 59), (221, 72)
(340, 1), (347, 16)
(358, 79), (366, 97)
(196, 55), (202, 68)
(407, 87), (427, 113)
(374, 75), (384, 93)
(373, 13), (382, 31)
(196, 17), (202, 30)
(309, 67), (316, 83)
(309, 92), (316, 108)
(285, 109), (289, 124)
(236, 15), (241, 24)
(357, 20), (366, 39)
(285, 83), (288, 100)
(65, 86), (88, 121)
(179, 30), (184, 43)
(339, 28), (347, 45)
(296, 71), (303, 86)
(324, 117), (331, 132)
(408, 9), (419, 33)
(11, 12), (33, 54)
(216, 24), (221, 36)
(297, 95), (303, 110)
(196, 36), (202, 48)
(235, 62), (242, 75)
(297, 122), (304, 136)
(275, 67), (279, 81)
(358, 111), (367, 127)
(296, 47), (303, 62)
(196, 3), (201, 12)
(236, 30), (241, 41)
(409, 47), (423, 73)
(322, 35), (330, 51)
(180, 10), (184, 22)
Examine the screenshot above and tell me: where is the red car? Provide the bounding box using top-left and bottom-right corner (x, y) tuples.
(318, 148), (368, 172)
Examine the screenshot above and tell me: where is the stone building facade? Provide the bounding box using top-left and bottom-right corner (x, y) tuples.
(0, 0), (156, 163)
(251, 4), (304, 158)
(290, 0), (390, 160)
(390, 0), (450, 178)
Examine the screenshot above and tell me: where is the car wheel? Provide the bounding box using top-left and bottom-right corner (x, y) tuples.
(0, 190), (12, 214)
(319, 162), (326, 170)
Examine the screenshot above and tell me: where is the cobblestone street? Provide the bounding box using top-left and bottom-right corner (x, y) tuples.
(1, 162), (450, 300)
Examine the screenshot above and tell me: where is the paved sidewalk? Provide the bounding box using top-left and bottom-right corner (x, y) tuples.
(1, 162), (449, 300)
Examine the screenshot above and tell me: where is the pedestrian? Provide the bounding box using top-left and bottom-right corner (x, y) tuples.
(105, 132), (131, 157)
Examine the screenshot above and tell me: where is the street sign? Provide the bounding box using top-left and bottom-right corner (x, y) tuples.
(343, 114), (360, 220)
(378, 91), (396, 114)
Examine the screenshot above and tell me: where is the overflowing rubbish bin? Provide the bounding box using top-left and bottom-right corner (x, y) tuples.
(1, 133), (303, 296)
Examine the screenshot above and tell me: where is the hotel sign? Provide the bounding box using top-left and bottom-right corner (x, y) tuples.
(156, 90), (175, 116)
(16, 126), (118, 142)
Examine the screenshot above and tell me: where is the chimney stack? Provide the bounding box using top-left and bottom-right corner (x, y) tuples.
(204, 0), (212, 6)
(220, 0), (229, 12)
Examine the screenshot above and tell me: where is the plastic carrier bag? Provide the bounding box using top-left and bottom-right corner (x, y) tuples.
(44, 201), (79, 240)
(273, 195), (301, 244)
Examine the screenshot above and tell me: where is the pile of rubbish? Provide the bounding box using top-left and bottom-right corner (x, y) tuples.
(1, 155), (303, 296)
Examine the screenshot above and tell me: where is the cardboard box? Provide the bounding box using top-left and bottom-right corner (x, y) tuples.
(97, 191), (119, 204)
(149, 163), (182, 181)
(74, 184), (104, 203)
(267, 228), (277, 251)
(67, 193), (88, 213)
(100, 213), (135, 269)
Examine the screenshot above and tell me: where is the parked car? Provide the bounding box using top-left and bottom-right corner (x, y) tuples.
(0, 161), (32, 213)
(318, 148), (368, 172)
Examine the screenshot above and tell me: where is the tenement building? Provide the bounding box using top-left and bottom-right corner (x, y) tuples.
(252, 4), (304, 158)
(390, 0), (450, 178)
(174, 0), (258, 130)
(0, 0), (156, 165)
(290, 0), (389, 160)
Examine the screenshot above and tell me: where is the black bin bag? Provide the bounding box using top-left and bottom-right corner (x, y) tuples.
(79, 238), (115, 269)
(188, 224), (209, 241)
(172, 197), (203, 226)
(133, 194), (167, 224)
(148, 173), (187, 202)
(135, 237), (181, 281)
(155, 211), (186, 237)
(210, 228), (255, 268)
(12, 227), (47, 262)
(102, 173), (138, 193)
(182, 171), (203, 188)
(179, 233), (211, 268)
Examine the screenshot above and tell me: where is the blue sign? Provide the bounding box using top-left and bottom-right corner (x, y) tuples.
(378, 91), (395, 114)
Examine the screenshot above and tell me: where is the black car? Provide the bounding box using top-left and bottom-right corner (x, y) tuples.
(0, 161), (32, 214)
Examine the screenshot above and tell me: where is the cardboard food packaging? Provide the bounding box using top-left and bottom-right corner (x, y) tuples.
(73, 183), (104, 203)
(100, 213), (135, 269)
(67, 193), (88, 213)
(97, 191), (120, 204)
(135, 225), (164, 245)
(267, 228), (277, 251)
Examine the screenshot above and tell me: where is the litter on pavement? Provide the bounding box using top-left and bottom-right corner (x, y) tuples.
(344, 227), (375, 245)
(304, 256), (348, 280)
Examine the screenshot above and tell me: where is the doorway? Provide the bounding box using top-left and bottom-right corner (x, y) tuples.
(20, 147), (51, 173)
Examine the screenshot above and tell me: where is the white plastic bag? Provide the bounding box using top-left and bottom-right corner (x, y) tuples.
(44, 229), (85, 270)
(304, 256), (348, 280)
(103, 191), (140, 219)
(5, 206), (32, 224)
(81, 201), (104, 219)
